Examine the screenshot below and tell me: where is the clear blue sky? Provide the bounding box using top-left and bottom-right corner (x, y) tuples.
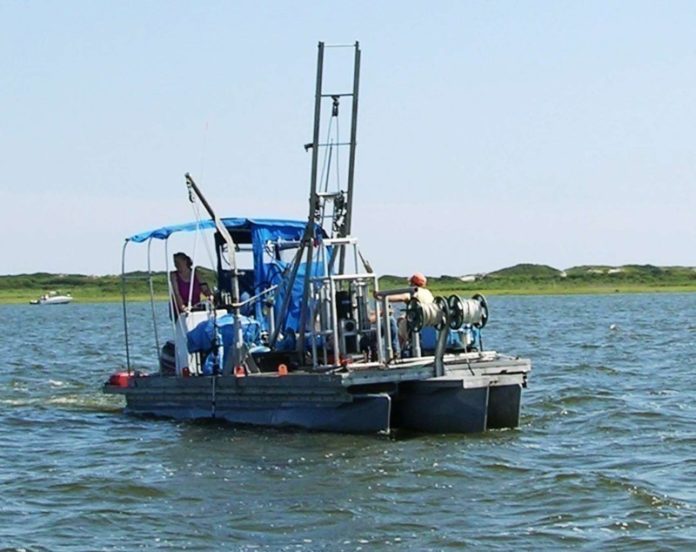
(2, 1), (695, 276)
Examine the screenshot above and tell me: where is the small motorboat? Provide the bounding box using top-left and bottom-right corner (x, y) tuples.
(29, 291), (73, 305)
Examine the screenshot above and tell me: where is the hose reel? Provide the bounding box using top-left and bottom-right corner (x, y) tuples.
(447, 294), (488, 329)
(407, 293), (488, 333)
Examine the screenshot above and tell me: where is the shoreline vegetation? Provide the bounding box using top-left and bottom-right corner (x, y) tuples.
(1, 264), (695, 304)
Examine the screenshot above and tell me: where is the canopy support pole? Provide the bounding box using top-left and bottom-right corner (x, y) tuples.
(121, 240), (131, 374)
(147, 238), (160, 358)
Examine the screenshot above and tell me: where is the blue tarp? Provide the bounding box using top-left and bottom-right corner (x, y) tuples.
(187, 313), (261, 353)
(186, 314), (266, 375)
(264, 259), (326, 332)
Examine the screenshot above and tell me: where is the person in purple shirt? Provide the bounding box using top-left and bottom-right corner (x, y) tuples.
(170, 252), (212, 317)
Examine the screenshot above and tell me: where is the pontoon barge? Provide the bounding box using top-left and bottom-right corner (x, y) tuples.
(104, 42), (531, 434)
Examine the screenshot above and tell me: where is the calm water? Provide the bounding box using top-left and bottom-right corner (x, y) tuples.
(1, 294), (695, 551)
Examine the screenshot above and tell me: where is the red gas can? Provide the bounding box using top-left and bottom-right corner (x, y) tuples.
(108, 372), (132, 387)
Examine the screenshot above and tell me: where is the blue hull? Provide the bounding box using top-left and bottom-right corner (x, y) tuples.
(124, 394), (392, 433)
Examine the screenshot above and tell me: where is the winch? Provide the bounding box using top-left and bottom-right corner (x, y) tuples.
(405, 293), (489, 376)
(406, 293), (488, 332)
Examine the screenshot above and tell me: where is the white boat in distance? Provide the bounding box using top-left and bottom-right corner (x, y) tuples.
(30, 292), (73, 305)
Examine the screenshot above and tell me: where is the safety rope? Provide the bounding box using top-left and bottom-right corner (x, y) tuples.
(334, 115), (341, 192)
(319, 115), (335, 194)
(191, 199), (217, 272)
(317, 96), (343, 228)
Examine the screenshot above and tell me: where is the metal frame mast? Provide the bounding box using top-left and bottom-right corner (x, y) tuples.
(269, 41), (361, 360)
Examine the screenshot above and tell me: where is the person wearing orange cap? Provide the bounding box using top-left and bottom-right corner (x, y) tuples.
(383, 272), (434, 351)
(384, 272), (434, 304)
(408, 272), (434, 303)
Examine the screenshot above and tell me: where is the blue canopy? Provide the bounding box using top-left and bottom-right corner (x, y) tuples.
(126, 217), (308, 243)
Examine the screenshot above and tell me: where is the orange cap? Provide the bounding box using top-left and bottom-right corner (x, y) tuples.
(409, 272), (427, 287)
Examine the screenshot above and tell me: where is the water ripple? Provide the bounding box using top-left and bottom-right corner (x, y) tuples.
(1, 296), (696, 549)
